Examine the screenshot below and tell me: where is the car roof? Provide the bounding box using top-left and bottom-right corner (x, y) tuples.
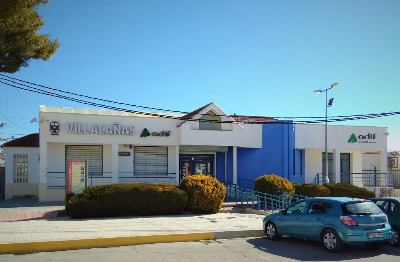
(370, 197), (400, 201)
(305, 197), (367, 203)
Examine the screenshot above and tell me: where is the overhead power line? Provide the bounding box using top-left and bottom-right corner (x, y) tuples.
(0, 74), (399, 125)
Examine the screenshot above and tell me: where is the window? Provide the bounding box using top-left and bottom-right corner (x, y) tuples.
(134, 146), (168, 176)
(287, 201), (307, 214)
(199, 110), (221, 130)
(13, 154), (28, 183)
(308, 201), (332, 214)
(293, 149), (305, 178)
(342, 201), (383, 215)
(322, 152), (333, 174)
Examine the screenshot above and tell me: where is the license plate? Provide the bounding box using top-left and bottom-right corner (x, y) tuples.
(368, 233), (383, 239)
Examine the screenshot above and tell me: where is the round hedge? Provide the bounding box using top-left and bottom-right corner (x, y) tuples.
(179, 175), (226, 214)
(325, 183), (376, 198)
(66, 183), (188, 218)
(294, 183), (330, 197)
(254, 174), (295, 195)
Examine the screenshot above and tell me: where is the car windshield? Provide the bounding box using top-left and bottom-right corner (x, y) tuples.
(342, 201), (383, 215)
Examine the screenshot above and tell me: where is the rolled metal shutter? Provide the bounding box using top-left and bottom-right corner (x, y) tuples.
(65, 145), (103, 176)
(134, 146), (168, 177)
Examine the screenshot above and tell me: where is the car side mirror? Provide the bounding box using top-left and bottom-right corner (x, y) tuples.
(281, 210), (287, 215)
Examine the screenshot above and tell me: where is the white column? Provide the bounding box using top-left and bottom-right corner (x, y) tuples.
(39, 141), (48, 202)
(333, 149), (341, 184)
(380, 150), (388, 187)
(233, 146), (237, 184)
(111, 143), (119, 184)
(380, 151), (388, 174)
(175, 146), (180, 185)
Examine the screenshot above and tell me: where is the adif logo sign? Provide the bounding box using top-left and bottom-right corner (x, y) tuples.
(348, 134), (357, 143)
(348, 133), (377, 144)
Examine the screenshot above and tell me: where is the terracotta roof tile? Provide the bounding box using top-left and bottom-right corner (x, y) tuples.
(230, 115), (276, 123)
(1, 133), (39, 148)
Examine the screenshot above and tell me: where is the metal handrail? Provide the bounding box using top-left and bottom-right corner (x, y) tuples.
(224, 182), (308, 213)
(313, 172), (394, 187)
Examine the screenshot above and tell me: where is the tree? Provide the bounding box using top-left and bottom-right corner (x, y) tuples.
(0, 0), (59, 73)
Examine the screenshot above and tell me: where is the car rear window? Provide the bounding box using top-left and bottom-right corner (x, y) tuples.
(341, 201), (383, 215)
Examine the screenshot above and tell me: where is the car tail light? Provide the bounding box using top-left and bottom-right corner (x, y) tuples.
(386, 217), (389, 224)
(339, 216), (358, 226)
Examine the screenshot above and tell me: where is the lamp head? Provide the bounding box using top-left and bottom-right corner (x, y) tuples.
(331, 82), (339, 88)
(314, 89), (323, 94)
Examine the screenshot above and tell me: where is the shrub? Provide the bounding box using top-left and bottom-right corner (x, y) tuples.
(254, 174), (295, 195)
(179, 175), (226, 214)
(325, 183), (376, 198)
(294, 183), (330, 197)
(66, 183), (188, 218)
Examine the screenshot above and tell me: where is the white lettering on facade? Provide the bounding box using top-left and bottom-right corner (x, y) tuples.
(65, 123), (135, 136)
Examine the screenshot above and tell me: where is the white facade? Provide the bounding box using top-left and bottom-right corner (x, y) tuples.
(295, 124), (388, 185)
(4, 147), (40, 199)
(39, 104), (262, 201)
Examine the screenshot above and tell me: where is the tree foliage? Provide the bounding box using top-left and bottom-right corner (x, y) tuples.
(0, 0), (59, 73)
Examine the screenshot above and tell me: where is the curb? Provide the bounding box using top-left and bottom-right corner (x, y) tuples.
(0, 230), (265, 254)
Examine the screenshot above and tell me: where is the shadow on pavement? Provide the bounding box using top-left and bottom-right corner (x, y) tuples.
(248, 236), (400, 261)
(0, 199), (64, 208)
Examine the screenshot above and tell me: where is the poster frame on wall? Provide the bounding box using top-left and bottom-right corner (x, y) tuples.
(65, 160), (87, 197)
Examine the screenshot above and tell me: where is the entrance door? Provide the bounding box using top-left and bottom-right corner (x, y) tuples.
(340, 153), (351, 183)
(179, 154), (214, 181)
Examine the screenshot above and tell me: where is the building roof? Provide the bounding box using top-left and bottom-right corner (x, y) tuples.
(230, 115), (276, 123)
(40, 106), (184, 118)
(1, 133), (39, 148)
(180, 103), (213, 120)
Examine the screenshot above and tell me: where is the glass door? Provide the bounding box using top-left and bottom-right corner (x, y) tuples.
(179, 154), (214, 181)
(340, 153), (351, 183)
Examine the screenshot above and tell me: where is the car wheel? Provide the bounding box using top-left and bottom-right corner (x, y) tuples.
(321, 228), (344, 252)
(387, 227), (400, 247)
(265, 221), (280, 240)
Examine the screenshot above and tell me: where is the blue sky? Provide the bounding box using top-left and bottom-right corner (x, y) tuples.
(0, 0), (399, 150)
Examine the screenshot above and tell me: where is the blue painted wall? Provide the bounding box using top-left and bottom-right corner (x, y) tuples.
(215, 121), (302, 188)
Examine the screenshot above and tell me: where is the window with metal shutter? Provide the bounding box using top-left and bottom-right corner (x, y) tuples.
(65, 145), (103, 176)
(134, 146), (168, 177)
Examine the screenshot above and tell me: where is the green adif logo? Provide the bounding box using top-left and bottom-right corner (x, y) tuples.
(348, 133), (358, 143)
(140, 128), (150, 137)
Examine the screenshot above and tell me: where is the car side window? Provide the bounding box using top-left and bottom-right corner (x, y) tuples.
(307, 201), (332, 214)
(286, 201), (307, 214)
(389, 201), (400, 213)
(375, 200), (389, 213)
(394, 202), (400, 212)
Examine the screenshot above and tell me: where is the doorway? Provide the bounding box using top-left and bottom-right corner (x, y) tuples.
(340, 153), (351, 183)
(179, 154), (214, 181)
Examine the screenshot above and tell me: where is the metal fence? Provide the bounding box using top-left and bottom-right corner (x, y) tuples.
(224, 182), (308, 213)
(46, 172), (176, 189)
(313, 171), (396, 187)
(391, 169), (400, 189)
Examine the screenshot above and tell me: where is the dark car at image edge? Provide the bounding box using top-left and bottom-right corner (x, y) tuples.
(370, 197), (400, 247)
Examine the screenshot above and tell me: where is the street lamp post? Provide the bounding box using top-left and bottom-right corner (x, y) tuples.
(314, 83), (339, 184)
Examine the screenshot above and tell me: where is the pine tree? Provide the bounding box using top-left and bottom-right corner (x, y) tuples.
(0, 0), (59, 73)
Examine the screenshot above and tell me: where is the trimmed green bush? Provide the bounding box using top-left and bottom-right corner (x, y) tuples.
(179, 175), (226, 214)
(325, 183), (376, 198)
(66, 183), (188, 218)
(254, 174), (295, 194)
(294, 183), (330, 197)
